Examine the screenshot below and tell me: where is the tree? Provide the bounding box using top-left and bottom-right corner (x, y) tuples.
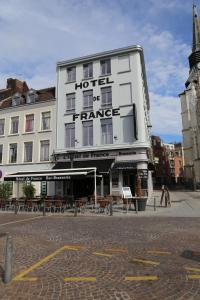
(0, 182), (13, 200)
(22, 183), (36, 199)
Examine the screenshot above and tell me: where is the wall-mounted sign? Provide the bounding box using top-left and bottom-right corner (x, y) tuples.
(73, 108), (120, 121)
(75, 77), (114, 90)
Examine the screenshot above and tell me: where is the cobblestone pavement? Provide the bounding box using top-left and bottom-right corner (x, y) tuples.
(0, 213), (200, 299)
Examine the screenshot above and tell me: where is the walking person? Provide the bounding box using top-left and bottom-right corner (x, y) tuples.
(160, 185), (171, 207)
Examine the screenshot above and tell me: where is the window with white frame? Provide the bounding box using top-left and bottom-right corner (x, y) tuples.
(40, 140), (49, 161)
(100, 59), (111, 75)
(83, 121), (93, 146)
(83, 90), (93, 110)
(41, 112), (51, 130)
(101, 118), (113, 144)
(0, 145), (3, 163)
(24, 142), (33, 162)
(12, 94), (21, 106)
(0, 119), (5, 135)
(83, 63), (93, 79)
(25, 114), (34, 132)
(27, 91), (36, 104)
(9, 143), (17, 163)
(65, 123), (75, 148)
(66, 93), (75, 111)
(67, 66), (76, 82)
(101, 86), (112, 107)
(10, 116), (19, 134)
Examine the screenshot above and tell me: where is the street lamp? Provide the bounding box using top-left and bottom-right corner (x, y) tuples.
(66, 150), (78, 199)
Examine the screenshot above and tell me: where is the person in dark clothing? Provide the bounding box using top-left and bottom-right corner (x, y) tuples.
(160, 185), (171, 207)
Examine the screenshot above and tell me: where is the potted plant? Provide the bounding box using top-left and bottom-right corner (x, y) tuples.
(134, 174), (147, 211)
(0, 182), (13, 201)
(22, 183), (36, 200)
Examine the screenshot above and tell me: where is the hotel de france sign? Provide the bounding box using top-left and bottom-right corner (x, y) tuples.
(72, 77), (120, 121)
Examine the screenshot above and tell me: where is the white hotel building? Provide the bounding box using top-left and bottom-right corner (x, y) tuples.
(55, 45), (151, 197)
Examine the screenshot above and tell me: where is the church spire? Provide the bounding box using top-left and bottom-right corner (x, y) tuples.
(189, 4), (200, 69)
(192, 4), (200, 52)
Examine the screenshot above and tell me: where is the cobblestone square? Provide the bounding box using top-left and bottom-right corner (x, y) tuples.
(0, 207), (200, 299)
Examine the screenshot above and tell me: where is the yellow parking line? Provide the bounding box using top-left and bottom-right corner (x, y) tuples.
(105, 248), (128, 253)
(92, 252), (112, 258)
(147, 250), (171, 255)
(64, 277), (96, 282)
(185, 267), (200, 272)
(13, 245), (83, 282)
(125, 276), (158, 281)
(129, 258), (160, 266)
(187, 275), (200, 280)
(16, 277), (38, 282)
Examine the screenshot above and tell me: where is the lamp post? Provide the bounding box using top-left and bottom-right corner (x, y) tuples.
(67, 150), (78, 199)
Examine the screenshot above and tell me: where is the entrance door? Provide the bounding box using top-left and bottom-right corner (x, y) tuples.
(123, 171), (136, 196)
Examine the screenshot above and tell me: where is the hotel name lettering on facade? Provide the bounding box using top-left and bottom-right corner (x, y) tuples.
(73, 108), (120, 121)
(75, 77), (114, 90)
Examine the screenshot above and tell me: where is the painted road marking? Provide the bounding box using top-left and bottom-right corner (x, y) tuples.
(92, 252), (112, 258)
(13, 245), (83, 282)
(187, 275), (200, 280)
(146, 250), (171, 255)
(185, 267), (200, 272)
(129, 258), (160, 266)
(105, 248), (128, 253)
(0, 216), (45, 227)
(125, 276), (159, 281)
(64, 277), (96, 282)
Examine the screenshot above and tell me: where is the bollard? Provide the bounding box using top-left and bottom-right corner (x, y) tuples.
(74, 204), (78, 217)
(154, 197), (156, 211)
(4, 234), (13, 284)
(135, 199), (138, 214)
(43, 199), (46, 216)
(14, 202), (18, 215)
(109, 201), (113, 216)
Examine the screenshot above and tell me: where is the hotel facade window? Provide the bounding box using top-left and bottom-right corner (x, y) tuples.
(83, 121), (93, 146)
(83, 63), (93, 79)
(40, 140), (49, 161)
(25, 114), (34, 132)
(67, 66), (76, 82)
(100, 59), (111, 75)
(0, 145), (2, 163)
(24, 142), (33, 162)
(65, 123), (75, 148)
(66, 93), (75, 112)
(83, 90), (93, 110)
(12, 95), (21, 106)
(41, 112), (51, 130)
(0, 119), (5, 135)
(101, 118), (113, 144)
(10, 116), (19, 134)
(9, 143), (17, 163)
(101, 86), (112, 107)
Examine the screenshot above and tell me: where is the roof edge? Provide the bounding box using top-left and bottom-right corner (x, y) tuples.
(57, 45), (143, 67)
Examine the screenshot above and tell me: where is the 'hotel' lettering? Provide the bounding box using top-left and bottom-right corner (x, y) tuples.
(75, 77), (114, 90)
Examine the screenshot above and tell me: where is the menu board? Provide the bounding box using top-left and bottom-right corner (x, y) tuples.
(122, 187), (132, 198)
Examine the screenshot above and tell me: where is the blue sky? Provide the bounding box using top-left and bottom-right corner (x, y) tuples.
(0, 0), (195, 143)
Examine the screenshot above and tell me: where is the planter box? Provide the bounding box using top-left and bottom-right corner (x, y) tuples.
(133, 197), (148, 211)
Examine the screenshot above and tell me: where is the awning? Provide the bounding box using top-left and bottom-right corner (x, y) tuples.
(4, 168), (96, 182)
(112, 161), (137, 170)
(53, 159), (114, 174)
